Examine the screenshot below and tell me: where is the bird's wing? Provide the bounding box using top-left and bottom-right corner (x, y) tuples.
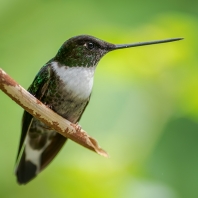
(16, 65), (52, 161)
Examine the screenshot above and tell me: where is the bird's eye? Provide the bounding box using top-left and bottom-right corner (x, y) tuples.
(86, 42), (95, 50)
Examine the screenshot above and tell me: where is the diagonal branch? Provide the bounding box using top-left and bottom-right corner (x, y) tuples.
(0, 68), (108, 157)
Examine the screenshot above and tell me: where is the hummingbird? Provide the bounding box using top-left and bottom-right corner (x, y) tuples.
(15, 35), (182, 184)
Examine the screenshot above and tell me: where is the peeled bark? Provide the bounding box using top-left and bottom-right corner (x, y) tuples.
(0, 68), (108, 158)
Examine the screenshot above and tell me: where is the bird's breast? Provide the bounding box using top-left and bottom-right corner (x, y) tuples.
(52, 61), (95, 99)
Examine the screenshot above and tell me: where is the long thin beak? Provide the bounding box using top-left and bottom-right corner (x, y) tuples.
(114, 37), (183, 50)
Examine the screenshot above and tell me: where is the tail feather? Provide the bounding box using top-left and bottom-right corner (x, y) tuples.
(16, 152), (37, 184)
(15, 133), (67, 184)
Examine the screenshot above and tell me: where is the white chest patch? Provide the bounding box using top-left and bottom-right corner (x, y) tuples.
(51, 62), (95, 99)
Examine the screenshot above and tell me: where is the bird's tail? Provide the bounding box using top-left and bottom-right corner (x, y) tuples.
(15, 133), (66, 184)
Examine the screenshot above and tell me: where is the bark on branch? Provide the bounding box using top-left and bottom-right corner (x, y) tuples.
(0, 68), (108, 157)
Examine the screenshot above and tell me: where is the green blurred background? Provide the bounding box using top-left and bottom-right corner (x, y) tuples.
(0, 0), (197, 197)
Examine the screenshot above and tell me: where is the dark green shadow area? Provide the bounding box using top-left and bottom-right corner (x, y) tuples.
(147, 117), (198, 198)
